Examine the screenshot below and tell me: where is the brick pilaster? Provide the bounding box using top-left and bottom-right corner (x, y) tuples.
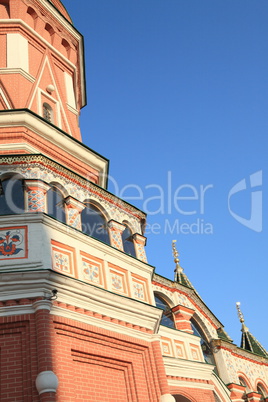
(172, 304), (195, 333)
(227, 383), (246, 402)
(33, 300), (58, 401)
(247, 392), (262, 402)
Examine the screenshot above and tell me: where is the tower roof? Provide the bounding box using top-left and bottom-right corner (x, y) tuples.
(172, 240), (193, 289)
(47, 0), (72, 23)
(236, 302), (268, 358)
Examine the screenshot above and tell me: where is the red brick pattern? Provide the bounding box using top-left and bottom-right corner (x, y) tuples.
(0, 317), (39, 402)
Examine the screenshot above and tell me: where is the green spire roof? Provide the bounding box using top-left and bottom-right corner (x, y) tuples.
(236, 302), (268, 358)
(172, 240), (193, 289)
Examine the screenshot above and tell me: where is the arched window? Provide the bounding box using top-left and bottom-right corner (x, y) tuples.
(191, 319), (218, 370)
(239, 377), (250, 401)
(43, 102), (53, 123)
(47, 186), (66, 223)
(122, 224), (136, 257)
(154, 293), (175, 329)
(81, 203), (109, 244)
(257, 384), (267, 401)
(173, 396), (192, 402)
(0, 176), (24, 215)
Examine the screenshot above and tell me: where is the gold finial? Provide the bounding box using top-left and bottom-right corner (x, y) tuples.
(172, 240), (183, 282)
(236, 302), (248, 332)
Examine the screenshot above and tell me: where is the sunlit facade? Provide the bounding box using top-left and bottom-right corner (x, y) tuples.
(0, 0), (267, 401)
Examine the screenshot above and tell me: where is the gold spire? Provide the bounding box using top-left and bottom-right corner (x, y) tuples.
(172, 240), (183, 282)
(236, 302), (248, 332)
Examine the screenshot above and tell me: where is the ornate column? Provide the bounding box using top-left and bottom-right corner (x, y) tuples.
(107, 220), (125, 250)
(171, 305), (195, 333)
(64, 196), (85, 230)
(24, 180), (50, 212)
(33, 300), (58, 402)
(133, 233), (147, 262)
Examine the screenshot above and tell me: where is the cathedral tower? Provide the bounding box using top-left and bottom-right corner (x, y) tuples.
(0, 1), (267, 401)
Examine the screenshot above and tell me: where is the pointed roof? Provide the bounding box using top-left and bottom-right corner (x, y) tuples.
(172, 240), (193, 289)
(236, 302), (268, 358)
(47, 0), (72, 23)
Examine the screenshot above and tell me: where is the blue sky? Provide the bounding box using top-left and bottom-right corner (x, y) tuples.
(63, 0), (267, 349)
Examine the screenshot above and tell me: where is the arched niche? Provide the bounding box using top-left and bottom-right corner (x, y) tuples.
(154, 292), (175, 329)
(81, 201), (110, 244)
(0, 174), (25, 215)
(121, 222), (136, 257)
(47, 185), (66, 223)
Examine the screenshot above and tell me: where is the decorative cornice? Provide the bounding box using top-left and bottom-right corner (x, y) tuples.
(0, 269), (161, 334)
(0, 153), (146, 220)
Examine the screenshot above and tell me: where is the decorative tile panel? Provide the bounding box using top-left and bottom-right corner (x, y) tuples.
(174, 340), (187, 359)
(161, 338), (174, 357)
(131, 274), (150, 303)
(27, 189), (46, 211)
(51, 240), (76, 277)
(190, 343), (202, 361)
(108, 264), (129, 296)
(80, 252), (105, 288)
(0, 226), (28, 260)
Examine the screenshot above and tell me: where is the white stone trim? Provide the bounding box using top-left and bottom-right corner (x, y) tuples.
(168, 379), (214, 390)
(32, 300), (52, 312)
(0, 111), (108, 187)
(7, 33), (29, 73)
(163, 356), (214, 381)
(0, 268), (161, 334)
(64, 71), (76, 109)
(0, 68), (35, 83)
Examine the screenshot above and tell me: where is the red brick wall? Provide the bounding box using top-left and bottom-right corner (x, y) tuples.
(52, 316), (162, 402)
(0, 316), (39, 402)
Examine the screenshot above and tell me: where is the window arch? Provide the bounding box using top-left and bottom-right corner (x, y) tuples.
(122, 223), (136, 257)
(43, 102), (53, 123)
(173, 396), (192, 402)
(0, 175), (24, 215)
(239, 376), (250, 401)
(257, 383), (267, 401)
(81, 203), (110, 244)
(191, 319), (217, 369)
(47, 186), (66, 223)
(154, 293), (175, 329)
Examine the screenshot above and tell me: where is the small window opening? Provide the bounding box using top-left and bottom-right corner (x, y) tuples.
(43, 102), (53, 123)
(122, 224), (136, 257)
(154, 293), (175, 329)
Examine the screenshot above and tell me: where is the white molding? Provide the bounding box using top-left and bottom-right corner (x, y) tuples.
(67, 104), (78, 115)
(0, 268), (162, 334)
(0, 143), (38, 153)
(0, 111), (108, 187)
(163, 356), (215, 381)
(0, 87), (12, 108)
(0, 68), (35, 83)
(167, 379), (214, 390)
(31, 55), (70, 132)
(0, 20), (76, 69)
